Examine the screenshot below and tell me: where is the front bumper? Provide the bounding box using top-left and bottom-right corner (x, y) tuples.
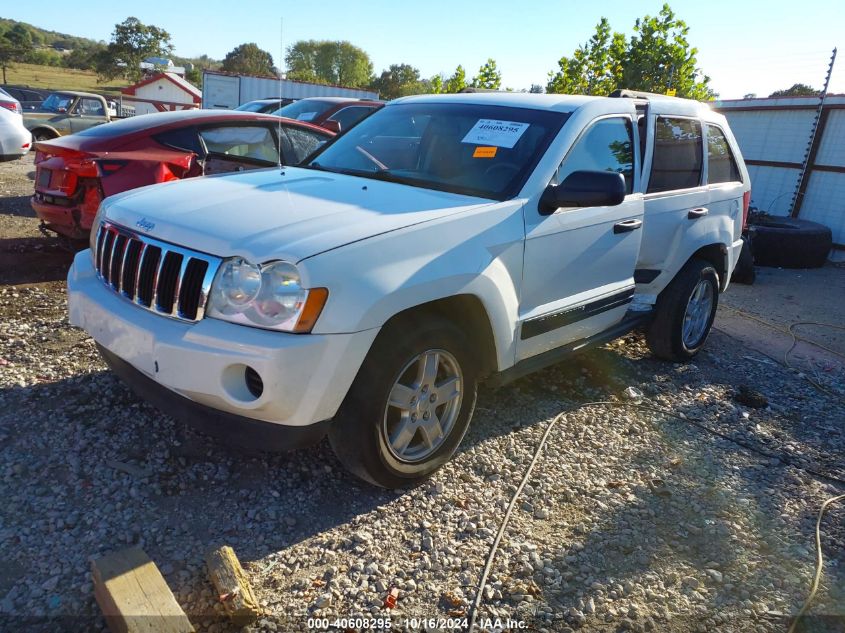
(68, 250), (378, 442)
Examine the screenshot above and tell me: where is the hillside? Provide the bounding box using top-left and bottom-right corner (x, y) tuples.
(0, 17), (103, 49)
(4, 63), (125, 96)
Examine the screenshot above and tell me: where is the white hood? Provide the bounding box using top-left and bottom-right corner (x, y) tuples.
(102, 167), (493, 262)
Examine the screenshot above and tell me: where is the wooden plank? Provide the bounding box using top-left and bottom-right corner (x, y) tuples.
(204, 546), (262, 624)
(92, 547), (194, 633)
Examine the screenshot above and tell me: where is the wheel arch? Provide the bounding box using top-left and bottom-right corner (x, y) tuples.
(685, 243), (729, 291)
(30, 126), (59, 141)
(375, 294), (499, 379)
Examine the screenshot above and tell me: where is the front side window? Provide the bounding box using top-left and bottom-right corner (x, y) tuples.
(648, 117), (703, 193)
(199, 126), (278, 163)
(706, 124), (741, 184)
(553, 117), (634, 194)
(305, 103), (568, 200)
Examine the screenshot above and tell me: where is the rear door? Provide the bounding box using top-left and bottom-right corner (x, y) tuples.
(636, 116), (707, 290)
(518, 114), (644, 360)
(704, 123), (744, 244)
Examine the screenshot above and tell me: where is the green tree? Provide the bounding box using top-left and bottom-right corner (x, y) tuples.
(444, 65), (467, 93)
(623, 4), (713, 100)
(0, 24), (34, 83)
(546, 4), (713, 100)
(547, 18), (625, 95)
(285, 40), (372, 88)
(97, 17), (173, 81)
(222, 43), (275, 76)
(371, 63), (424, 99)
(769, 83), (818, 97)
(472, 58), (502, 89)
(64, 41), (107, 71)
(529, 84), (545, 93)
(430, 74), (443, 94)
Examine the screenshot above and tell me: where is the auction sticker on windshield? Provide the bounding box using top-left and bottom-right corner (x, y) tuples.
(462, 119), (530, 148)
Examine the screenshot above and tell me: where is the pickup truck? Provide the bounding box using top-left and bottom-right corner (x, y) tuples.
(67, 91), (750, 488)
(24, 91), (116, 141)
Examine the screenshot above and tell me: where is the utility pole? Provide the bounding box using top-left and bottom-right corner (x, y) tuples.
(791, 47), (837, 217)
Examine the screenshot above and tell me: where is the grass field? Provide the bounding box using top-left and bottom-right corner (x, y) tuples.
(3, 63), (127, 96)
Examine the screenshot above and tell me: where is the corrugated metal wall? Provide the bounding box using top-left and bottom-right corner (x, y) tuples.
(714, 95), (845, 256)
(202, 71), (378, 109)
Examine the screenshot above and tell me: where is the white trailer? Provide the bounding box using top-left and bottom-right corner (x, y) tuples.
(202, 70), (378, 109)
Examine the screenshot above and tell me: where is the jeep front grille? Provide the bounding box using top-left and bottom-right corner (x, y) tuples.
(93, 221), (221, 322)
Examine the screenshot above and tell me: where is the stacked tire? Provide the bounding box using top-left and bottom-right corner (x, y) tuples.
(750, 216), (832, 269)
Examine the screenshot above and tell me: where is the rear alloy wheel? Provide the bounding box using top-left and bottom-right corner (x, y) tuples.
(646, 258), (720, 361)
(329, 316), (477, 488)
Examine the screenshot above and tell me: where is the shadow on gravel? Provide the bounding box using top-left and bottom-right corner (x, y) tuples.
(0, 195), (35, 218)
(0, 236), (76, 285)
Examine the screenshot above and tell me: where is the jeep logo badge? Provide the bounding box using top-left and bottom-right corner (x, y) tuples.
(135, 218), (155, 232)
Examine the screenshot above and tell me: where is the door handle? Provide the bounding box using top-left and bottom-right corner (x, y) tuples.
(688, 207), (709, 219)
(614, 219), (643, 234)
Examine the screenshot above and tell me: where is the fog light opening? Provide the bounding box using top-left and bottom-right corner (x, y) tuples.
(244, 366), (264, 399)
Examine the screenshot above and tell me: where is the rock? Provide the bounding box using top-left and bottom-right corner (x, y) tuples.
(313, 593), (332, 610)
(705, 569), (723, 584)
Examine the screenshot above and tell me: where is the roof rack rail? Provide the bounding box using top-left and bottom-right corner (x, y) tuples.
(458, 87), (505, 93)
(609, 89), (672, 99)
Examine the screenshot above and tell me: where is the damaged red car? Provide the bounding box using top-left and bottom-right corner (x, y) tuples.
(31, 110), (334, 239)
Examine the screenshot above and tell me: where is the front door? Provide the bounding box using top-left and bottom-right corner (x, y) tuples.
(518, 115), (644, 361)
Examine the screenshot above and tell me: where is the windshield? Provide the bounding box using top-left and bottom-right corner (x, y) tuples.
(41, 93), (74, 113)
(274, 99), (335, 122)
(304, 102), (568, 200)
(234, 101), (267, 112)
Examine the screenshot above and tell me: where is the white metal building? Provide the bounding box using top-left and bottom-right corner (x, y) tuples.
(121, 73), (202, 115)
(714, 95), (845, 257)
(202, 70), (378, 110)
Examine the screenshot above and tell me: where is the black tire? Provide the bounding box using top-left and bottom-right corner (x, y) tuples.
(32, 129), (56, 143)
(750, 216), (832, 269)
(329, 315), (478, 488)
(730, 234), (756, 285)
(646, 258), (720, 362)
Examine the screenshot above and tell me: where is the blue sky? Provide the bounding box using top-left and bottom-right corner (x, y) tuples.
(4, 0), (843, 98)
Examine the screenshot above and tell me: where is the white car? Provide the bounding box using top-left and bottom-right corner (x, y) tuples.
(68, 91), (750, 487)
(0, 88), (32, 162)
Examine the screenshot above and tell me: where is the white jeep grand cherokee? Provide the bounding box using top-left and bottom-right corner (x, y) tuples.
(68, 91), (749, 487)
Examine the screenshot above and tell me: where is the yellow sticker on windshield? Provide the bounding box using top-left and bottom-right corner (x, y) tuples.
(473, 146), (498, 159)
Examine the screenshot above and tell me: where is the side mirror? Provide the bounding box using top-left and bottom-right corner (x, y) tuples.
(321, 119), (341, 134)
(539, 170), (626, 215)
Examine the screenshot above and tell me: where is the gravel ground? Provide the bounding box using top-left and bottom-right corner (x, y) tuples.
(1, 154), (844, 632)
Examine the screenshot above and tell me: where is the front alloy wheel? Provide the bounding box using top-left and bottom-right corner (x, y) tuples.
(329, 316), (477, 488)
(383, 349), (463, 464)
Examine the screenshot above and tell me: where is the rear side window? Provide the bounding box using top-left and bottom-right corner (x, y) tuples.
(279, 126), (328, 164)
(648, 117), (703, 193)
(553, 117), (634, 194)
(706, 124), (741, 184)
(154, 127), (203, 154)
(328, 106), (376, 132)
(199, 126), (278, 163)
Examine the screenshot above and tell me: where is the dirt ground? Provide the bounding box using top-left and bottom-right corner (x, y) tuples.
(1, 153), (843, 633)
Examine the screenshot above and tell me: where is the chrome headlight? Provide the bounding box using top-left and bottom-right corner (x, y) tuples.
(207, 258), (327, 332)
